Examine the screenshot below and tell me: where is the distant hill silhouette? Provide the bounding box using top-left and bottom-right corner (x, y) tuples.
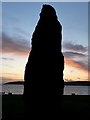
(4, 81), (90, 86)
(64, 81), (90, 86)
(4, 81), (24, 85)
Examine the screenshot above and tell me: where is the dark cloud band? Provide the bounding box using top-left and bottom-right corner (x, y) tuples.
(2, 32), (30, 56)
(63, 42), (87, 52)
(63, 51), (86, 58)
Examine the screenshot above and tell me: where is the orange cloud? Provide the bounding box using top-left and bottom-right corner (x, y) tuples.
(2, 32), (30, 56)
(64, 57), (89, 73)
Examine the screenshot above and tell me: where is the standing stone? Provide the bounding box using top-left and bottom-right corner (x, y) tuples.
(24, 4), (64, 119)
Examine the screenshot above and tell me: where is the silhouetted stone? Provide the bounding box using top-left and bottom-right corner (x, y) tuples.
(24, 4), (64, 119)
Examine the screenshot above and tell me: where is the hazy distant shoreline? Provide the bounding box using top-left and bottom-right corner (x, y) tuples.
(2, 81), (90, 95)
(4, 81), (90, 86)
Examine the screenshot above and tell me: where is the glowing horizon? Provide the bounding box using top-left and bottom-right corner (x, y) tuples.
(1, 2), (89, 83)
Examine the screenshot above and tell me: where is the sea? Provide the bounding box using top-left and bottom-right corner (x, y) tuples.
(0, 84), (90, 95)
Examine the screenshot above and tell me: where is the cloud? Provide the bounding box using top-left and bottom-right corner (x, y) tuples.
(63, 42), (89, 73)
(75, 60), (88, 71)
(14, 27), (30, 37)
(2, 32), (30, 56)
(1, 32), (89, 76)
(65, 57), (89, 72)
(63, 42), (87, 53)
(63, 51), (86, 58)
(2, 57), (14, 61)
(3, 73), (18, 76)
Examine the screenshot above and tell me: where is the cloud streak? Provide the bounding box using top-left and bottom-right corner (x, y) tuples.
(65, 57), (89, 72)
(2, 32), (30, 56)
(63, 51), (86, 58)
(14, 27), (30, 37)
(63, 42), (87, 53)
(2, 57), (14, 61)
(1, 32), (89, 74)
(63, 41), (89, 73)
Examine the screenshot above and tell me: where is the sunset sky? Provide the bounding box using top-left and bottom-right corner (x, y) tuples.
(1, 2), (89, 83)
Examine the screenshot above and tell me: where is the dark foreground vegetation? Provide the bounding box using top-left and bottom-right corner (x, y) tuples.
(2, 95), (90, 120)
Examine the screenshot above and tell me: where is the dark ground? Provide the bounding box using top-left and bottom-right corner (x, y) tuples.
(2, 95), (90, 120)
